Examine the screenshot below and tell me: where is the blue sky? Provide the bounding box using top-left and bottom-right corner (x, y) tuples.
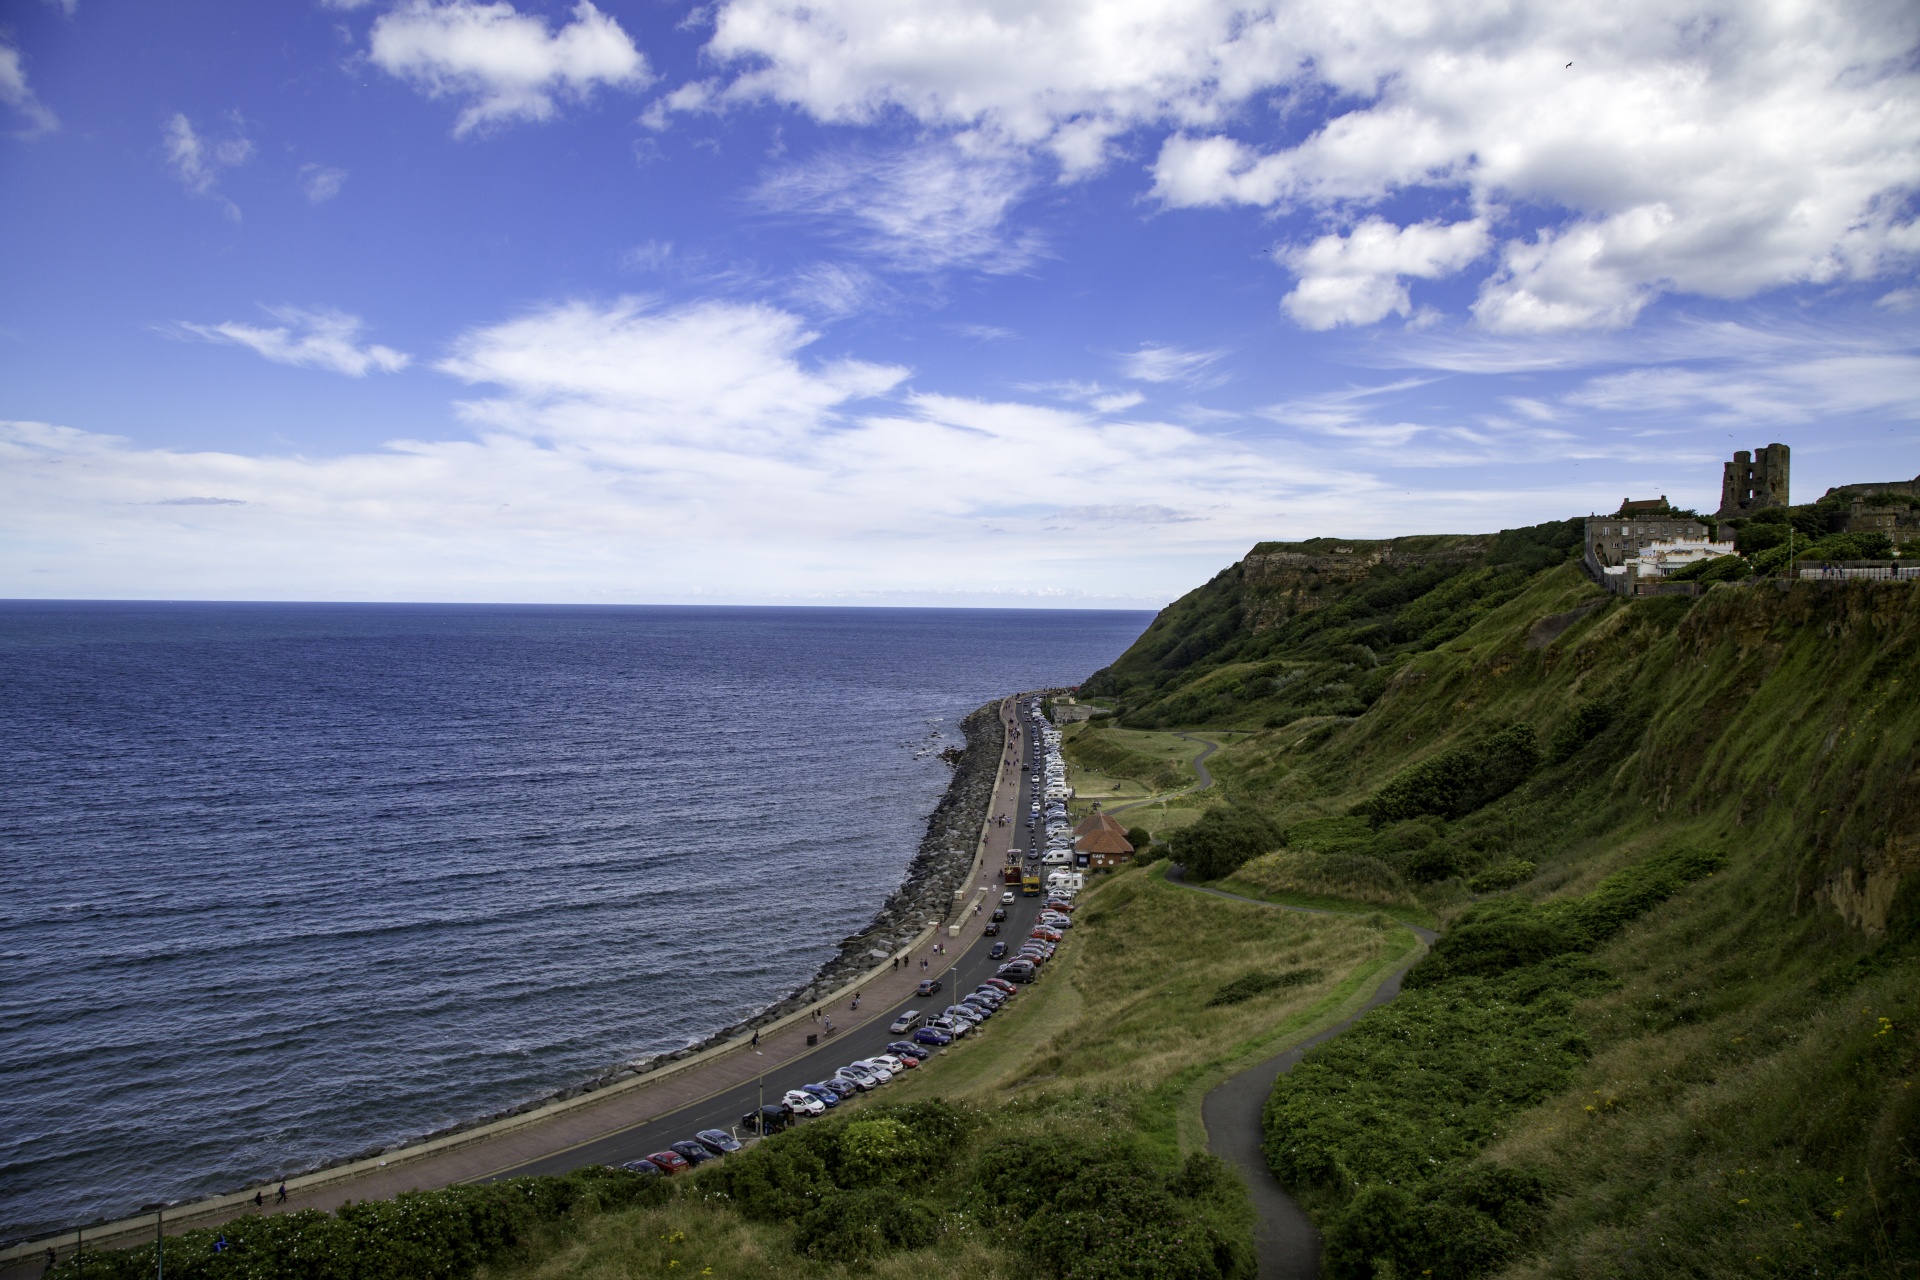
(3, 0), (1918, 606)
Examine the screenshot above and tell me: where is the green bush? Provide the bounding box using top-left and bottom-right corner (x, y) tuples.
(1547, 699), (1616, 763)
(1364, 725), (1540, 823)
(794, 1187), (938, 1261)
(52, 1168), (668, 1280)
(1467, 858), (1537, 893)
(1171, 806), (1286, 880)
(1667, 553), (1751, 583)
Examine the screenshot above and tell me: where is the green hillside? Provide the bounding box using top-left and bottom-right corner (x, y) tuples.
(1080, 522), (1584, 729)
(1097, 542), (1920, 1279)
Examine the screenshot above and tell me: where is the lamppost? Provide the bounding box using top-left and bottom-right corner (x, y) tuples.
(139, 1204), (167, 1280)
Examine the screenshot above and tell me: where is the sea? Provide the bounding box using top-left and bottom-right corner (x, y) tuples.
(0, 601), (1151, 1241)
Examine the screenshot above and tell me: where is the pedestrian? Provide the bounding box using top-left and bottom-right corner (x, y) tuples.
(751, 1029), (759, 1048)
(276, 1183), (288, 1204)
(852, 994), (860, 1011)
(43, 1247), (54, 1276)
(254, 1191), (263, 1208)
(824, 1017), (833, 1035)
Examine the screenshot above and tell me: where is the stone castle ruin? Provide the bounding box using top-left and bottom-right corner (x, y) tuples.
(1717, 443), (1790, 518)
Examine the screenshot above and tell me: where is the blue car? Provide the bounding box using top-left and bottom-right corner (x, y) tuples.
(912, 1025), (954, 1046)
(619, 1158), (664, 1175)
(801, 1082), (843, 1107)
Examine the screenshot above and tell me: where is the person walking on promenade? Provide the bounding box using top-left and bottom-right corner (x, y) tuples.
(276, 1183), (288, 1204)
(824, 1017), (833, 1036)
(751, 1029), (759, 1048)
(851, 994), (860, 1011)
(254, 1191), (263, 1208)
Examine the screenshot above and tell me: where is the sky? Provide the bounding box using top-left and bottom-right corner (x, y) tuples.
(2, 0), (1918, 608)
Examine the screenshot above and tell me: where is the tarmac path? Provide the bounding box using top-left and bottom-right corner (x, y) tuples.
(1164, 867), (1437, 1280)
(5, 694), (1053, 1278)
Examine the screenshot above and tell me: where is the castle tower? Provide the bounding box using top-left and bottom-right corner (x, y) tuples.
(1716, 443), (1790, 518)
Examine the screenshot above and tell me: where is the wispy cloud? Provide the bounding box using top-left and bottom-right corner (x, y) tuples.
(175, 307), (410, 377)
(164, 113), (252, 218)
(1, 41), (58, 138)
(299, 164), (347, 203)
(757, 142), (1041, 274)
(1119, 343), (1229, 387)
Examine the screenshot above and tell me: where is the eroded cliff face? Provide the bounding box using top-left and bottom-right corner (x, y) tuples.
(1240, 537), (1485, 628)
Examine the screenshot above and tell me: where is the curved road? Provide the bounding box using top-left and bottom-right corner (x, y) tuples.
(1165, 867), (1437, 1280)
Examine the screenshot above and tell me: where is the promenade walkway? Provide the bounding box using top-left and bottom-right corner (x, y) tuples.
(3, 696), (1031, 1275)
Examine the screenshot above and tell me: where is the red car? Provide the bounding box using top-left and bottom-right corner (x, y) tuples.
(981, 978), (1018, 995)
(647, 1150), (692, 1174)
(1030, 926), (1063, 942)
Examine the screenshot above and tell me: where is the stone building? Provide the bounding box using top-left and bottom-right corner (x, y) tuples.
(1583, 498), (1709, 592)
(1717, 444), (1791, 518)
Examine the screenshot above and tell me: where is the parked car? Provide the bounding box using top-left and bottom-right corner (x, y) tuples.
(830, 1070), (873, 1093)
(870, 1054), (908, 1073)
(928, 1016), (971, 1037)
(917, 978), (943, 996)
(996, 962), (1036, 983)
(982, 977), (1018, 995)
(836, 1064), (880, 1088)
(648, 1150), (692, 1174)
(801, 1083), (843, 1107)
(945, 1004), (986, 1025)
(1031, 926), (1063, 942)
(886, 1041), (929, 1063)
(697, 1129), (743, 1154)
(989, 941), (1007, 959)
(670, 1140), (718, 1166)
(855, 1059), (896, 1082)
(890, 1009), (923, 1033)
(619, 1158), (664, 1175)
(912, 1025), (954, 1046)
(784, 1089), (826, 1115)
(740, 1105), (792, 1135)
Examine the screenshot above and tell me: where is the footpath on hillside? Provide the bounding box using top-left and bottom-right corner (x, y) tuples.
(1165, 866), (1437, 1280)
(1, 696), (1034, 1275)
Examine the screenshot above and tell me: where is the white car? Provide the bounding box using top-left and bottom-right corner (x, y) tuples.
(870, 1054), (907, 1073)
(784, 1089), (826, 1115)
(1001, 890), (1017, 904)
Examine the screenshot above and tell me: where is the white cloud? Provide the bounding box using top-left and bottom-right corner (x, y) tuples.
(1282, 219), (1489, 329)
(3, 299), (1411, 605)
(757, 142), (1040, 273)
(694, 0), (1920, 331)
(369, 0), (650, 136)
(1120, 343), (1227, 385)
(299, 164), (348, 203)
(164, 113), (253, 217)
(1, 41), (58, 137)
(177, 308), (411, 377)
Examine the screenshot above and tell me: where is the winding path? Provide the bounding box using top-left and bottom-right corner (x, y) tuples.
(1164, 868), (1438, 1280)
(1106, 731), (1220, 815)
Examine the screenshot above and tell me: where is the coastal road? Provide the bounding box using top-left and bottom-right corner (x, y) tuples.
(494, 699), (1061, 1177)
(1167, 867), (1436, 1280)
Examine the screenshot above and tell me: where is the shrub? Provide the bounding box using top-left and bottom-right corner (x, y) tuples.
(1171, 806), (1286, 881)
(51, 1169), (669, 1280)
(1548, 699), (1616, 763)
(1125, 825), (1153, 852)
(1668, 553), (1751, 583)
(1364, 725), (1540, 824)
(794, 1187), (938, 1261)
(1206, 968), (1326, 1007)
(1468, 858), (1537, 893)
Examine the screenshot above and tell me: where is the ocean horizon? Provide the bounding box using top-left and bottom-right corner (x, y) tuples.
(0, 601), (1151, 1241)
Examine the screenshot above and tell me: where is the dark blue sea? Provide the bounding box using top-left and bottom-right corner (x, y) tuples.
(0, 602), (1149, 1240)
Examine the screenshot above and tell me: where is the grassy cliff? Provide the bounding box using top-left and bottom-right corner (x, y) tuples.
(1089, 538), (1920, 1279)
